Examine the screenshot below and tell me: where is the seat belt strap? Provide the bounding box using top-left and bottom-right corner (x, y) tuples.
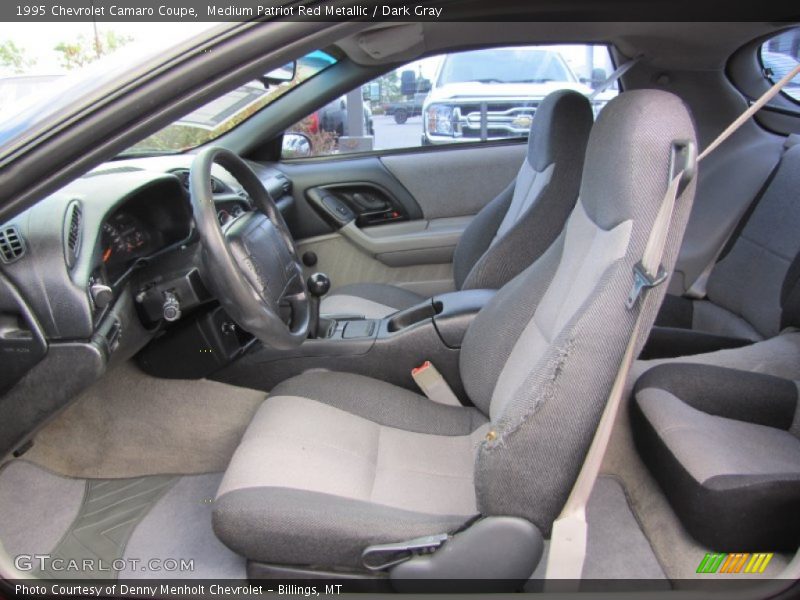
(686, 133), (800, 299)
(589, 55), (643, 100)
(545, 61), (800, 584)
(698, 63), (800, 162)
(546, 169), (686, 583)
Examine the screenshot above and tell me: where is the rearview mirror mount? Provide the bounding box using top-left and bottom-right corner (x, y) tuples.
(260, 62), (296, 86)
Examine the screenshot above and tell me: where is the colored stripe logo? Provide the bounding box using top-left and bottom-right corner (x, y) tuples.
(696, 553), (773, 574)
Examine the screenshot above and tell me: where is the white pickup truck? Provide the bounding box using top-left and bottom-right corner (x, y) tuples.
(422, 46), (599, 145)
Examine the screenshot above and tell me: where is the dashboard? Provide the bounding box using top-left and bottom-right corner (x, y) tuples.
(0, 153), (294, 461)
(0, 155), (292, 392)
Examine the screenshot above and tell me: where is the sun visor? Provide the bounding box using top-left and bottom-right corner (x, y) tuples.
(356, 23), (425, 61)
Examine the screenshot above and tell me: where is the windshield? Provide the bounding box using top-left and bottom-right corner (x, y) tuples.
(438, 47), (576, 85)
(122, 49), (337, 156)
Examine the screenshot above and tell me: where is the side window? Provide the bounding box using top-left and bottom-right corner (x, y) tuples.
(760, 28), (800, 104)
(282, 44), (617, 159)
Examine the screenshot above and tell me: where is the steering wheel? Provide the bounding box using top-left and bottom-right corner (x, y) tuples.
(189, 147), (309, 349)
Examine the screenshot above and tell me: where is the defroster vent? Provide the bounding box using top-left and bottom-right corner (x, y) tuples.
(64, 201), (83, 268)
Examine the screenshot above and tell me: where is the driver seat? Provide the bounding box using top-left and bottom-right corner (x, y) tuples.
(213, 90), (697, 576)
(320, 89), (594, 319)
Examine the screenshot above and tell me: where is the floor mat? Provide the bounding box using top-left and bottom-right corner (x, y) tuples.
(0, 461), (245, 580)
(21, 361), (265, 478)
(583, 477), (667, 582)
(527, 476), (667, 587)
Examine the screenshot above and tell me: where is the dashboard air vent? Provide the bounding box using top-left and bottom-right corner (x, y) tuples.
(64, 201), (83, 268)
(0, 225), (25, 264)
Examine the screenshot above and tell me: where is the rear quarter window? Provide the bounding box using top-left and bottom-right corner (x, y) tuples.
(760, 27), (800, 104)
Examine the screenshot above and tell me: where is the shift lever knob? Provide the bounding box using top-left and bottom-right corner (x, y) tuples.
(306, 273), (330, 339)
(307, 272), (331, 297)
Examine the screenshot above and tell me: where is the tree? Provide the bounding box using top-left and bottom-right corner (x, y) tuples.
(0, 40), (36, 73)
(54, 30), (132, 71)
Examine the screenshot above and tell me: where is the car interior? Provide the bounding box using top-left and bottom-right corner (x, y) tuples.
(0, 19), (799, 594)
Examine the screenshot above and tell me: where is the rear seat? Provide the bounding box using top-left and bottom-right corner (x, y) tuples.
(633, 134), (800, 553)
(641, 136), (800, 359)
(631, 363), (800, 551)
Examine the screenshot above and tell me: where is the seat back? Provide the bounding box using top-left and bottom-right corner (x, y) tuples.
(459, 90), (697, 533)
(452, 90), (593, 291)
(704, 142), (800, 339)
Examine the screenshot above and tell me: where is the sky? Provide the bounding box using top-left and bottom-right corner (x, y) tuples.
(1, 22), (220, 74)
(2, 22), (615, 86)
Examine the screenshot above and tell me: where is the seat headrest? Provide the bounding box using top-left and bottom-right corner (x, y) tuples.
(579, 90), (696, 230)
(527, 89), (594, 171)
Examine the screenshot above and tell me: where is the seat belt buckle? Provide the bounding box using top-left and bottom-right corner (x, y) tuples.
(626, 261), (668, 310)
(361, 533), (449, 571)
(411, 361), (461, 406)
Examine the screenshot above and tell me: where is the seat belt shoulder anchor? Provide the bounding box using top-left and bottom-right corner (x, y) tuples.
(626, 261), (668, 310)
(669, 139), (697, 197)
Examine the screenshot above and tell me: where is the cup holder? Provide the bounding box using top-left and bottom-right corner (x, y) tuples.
(387, 300), (443, 332)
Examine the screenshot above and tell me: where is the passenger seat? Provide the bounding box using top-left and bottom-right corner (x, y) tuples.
(642, 136), (800, 359)
(321, 90), (593, 318)
(632, 362), (800, 551)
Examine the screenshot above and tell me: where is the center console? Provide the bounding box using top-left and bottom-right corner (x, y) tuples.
(211, 287), (497, 398)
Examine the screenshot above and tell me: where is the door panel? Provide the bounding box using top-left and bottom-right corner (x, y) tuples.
(278, 156), (422, 240)
(380, 143), (526, 219)
(278, 142), (524, 292)
(296, 233), (455, 297)
(340, 216), (472, 266)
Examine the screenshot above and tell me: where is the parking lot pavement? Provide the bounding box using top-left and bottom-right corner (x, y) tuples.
(372, 114), (424, 150)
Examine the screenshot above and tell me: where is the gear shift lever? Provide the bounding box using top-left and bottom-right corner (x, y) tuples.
(306, 272), (331, 338)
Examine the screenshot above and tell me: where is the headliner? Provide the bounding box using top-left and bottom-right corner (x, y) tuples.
(337, 22), (796, 70)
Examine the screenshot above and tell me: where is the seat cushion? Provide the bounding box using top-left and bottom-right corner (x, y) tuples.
(213, 372), (488, 569)
(320, 283), (426, 319)
(632, 363), (800, 551)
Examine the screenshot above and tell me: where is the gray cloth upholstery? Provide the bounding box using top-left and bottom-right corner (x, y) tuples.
(706, 144), (800, 339)
(214, 90), (698, 568)
(636, 363), (798, 430)
(467, 90), (697, 533)
(632, 363), (800, 550)
(457, 90), (593, 290)
(269, 370), (487, 435)
(650, 142), (800, 354)
(451, 182), (514, 289)
(459, 234), (564, 415)
(215, 487), (471, 569)
(322, 90), (593, 318)
(214, 380), (488, 568)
